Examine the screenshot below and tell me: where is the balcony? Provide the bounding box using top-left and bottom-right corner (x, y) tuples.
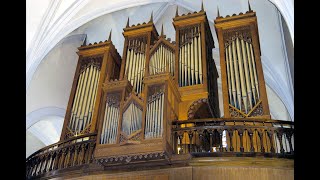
(26, 118), (293, 179)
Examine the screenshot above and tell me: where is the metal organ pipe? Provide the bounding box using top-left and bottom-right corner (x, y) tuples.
(240, 39), (253, 109)
(225, 47), (232, 104)
(231, 40), (242, 110)
(246, 42), (257, 104)
(249, 44), (260, 99)
(228, 46), (237, 108)
(236, 37), (248, 113)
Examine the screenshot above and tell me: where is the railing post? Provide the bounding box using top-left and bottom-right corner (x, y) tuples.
(285, 130), (294, 154)
(53, 150), (61, 170)
(276, 131), (285, 154)
(87, 141), (96, 163)
(188, 130), (194, 153)
(228, 129), (234, 152)
(42, 154), (49, 173)
(218, 129), (224, 152)
(198, 130), (205, 152)
(248, 129), (255, 152)
(74, 145), (80, 165)
(208, 130), (213, 152)
(48, 152), (55, 171)
(238, 130), (244, 153)
(258, 130), (265, 153)
(37, 155), (44, 175)
(267, 131), (275, 153)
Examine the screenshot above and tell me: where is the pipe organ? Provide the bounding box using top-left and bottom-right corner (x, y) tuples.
(27, 4), (294, 178)
(60, 34), (122, 140)
(214, 9), (270, 118)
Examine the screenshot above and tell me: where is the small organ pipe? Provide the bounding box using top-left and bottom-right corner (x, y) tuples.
(236, 38), (248, 113)
(246, 41), (256, 104)
(194, 36), (199, 85)
(198, 32), (203, 84)
(249, 44), (260, 99)
(228, 46), (237, 107)
(225, 47), (232, 104)
(241, 39), (253, 109)
(187, 42), (191, 86)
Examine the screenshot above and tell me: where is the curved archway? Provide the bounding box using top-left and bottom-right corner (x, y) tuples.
(26, 106), (65, 130)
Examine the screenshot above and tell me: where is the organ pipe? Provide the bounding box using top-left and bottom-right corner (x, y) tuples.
(121, 102), (142, 136)
(241, 39), (253, 109)
(236, 37), (248, 113)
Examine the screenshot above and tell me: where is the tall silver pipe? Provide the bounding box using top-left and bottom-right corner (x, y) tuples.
(231, 40), (242, 110)
(198, 33), (203, 84)
(241, 39), (253, 109)
(228, 46), (237, 107)
(236, 38), (248, 113)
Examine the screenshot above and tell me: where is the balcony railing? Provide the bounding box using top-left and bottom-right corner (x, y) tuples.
(172, 118), (294, 158)
(26, 133), (97, 179)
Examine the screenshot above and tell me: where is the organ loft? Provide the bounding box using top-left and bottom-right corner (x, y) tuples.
(26, 3), (294, 180)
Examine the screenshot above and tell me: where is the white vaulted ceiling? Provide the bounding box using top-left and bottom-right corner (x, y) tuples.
(26, 0), (294, 152)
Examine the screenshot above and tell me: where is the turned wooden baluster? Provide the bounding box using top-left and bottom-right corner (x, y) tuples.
(67, 146), (74, 167)
(74, 144), (80, 166)
(187, 130), (194, 153)
(238, 129), (244, 152)
(276, 131), (285, 153)
(48, 152), (56, 171)
(81, 143), (88, 164)
(208, 129), (213, 152)
(37, 155), (45, 175)
(218, 129), (224, 152)
(178, 131), (184, 154)
(173, 132), (178, 154)
(267, 130), (275, 153)
(228, 129), (234, 152)
(285, 130), (294, 154)
(198, 130), (205, 152)
(258, 130), (265, 153)
(60, 148), (67, 169)
(248, 129), (255, 152)
(53, 150), (61, 170)
(87, 142), (95, 163)
(41, 154), (49, 173)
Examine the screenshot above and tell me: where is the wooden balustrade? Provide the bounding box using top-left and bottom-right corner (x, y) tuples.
(172, 118), (294, 158)
(26, 133), (97, 179)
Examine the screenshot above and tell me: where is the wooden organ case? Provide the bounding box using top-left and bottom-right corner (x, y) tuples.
(60, 35), (122, 140)
(214, 9), (270, 119)
(94, 7), (220, 166)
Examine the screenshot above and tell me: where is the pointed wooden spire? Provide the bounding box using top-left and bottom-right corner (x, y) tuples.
(149, 11), (153, 22)
(108, 29), (112, 41)
(126, 17), (130, 27)
(82, 35), (87, 46)
(201, 0), (204, 12)
(175, 6), (179, 17)
(248, 0), (252, 12)
(161, 23), (164, 36)
(217, 6), (220, 17)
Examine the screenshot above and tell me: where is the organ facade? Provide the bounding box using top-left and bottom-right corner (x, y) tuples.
(26, 3), (294, 180)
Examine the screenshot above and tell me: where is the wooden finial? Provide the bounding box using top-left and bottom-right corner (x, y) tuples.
(82, 35), (87, 46)
(217, 6), (220, 17)
(108, 29), (112, 41)
(248, 0), (252, 12)
(126, 17), (130, 27)
(161, 24), (164, 36)
(201, 0), (204, 12)
(149, 11), (153, 22)
(175, 6), (179, 17)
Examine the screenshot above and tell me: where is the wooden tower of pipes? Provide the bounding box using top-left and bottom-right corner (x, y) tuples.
(60, 32), (122, 140)
(214, 4), (270, 119)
